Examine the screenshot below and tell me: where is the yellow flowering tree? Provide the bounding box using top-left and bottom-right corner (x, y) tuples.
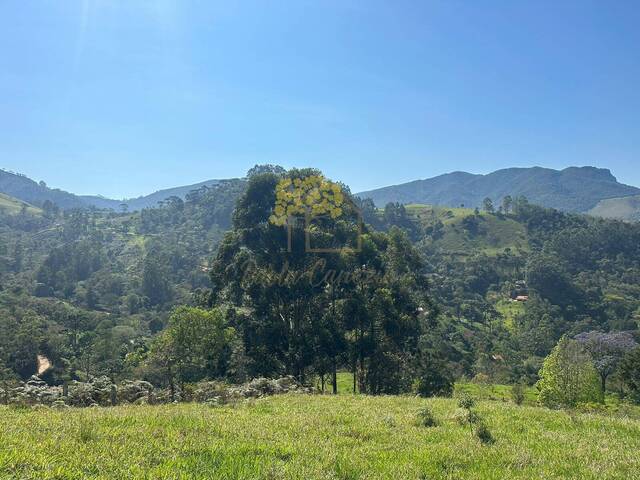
(269, 175), (345, 226)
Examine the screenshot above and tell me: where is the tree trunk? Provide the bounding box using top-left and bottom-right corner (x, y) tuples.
(352, 360), (357, 394)
(110, 385), (118, 406)
(332, 358), (338, 395)
(168, 365), (175, 402)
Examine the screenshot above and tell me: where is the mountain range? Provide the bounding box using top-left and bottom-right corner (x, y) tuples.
(356, 166), (640, 215)
(2, 165), (640, 221)
(0, 169), (221, 211)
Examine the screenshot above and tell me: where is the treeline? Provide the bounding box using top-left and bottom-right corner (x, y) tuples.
(1, 165), (640, 404)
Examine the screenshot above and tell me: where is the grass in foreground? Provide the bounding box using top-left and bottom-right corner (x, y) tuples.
(1, 394), (640, 479)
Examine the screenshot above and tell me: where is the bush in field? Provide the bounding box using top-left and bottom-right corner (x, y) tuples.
(455, 406), (480, 429)
(455, 392), (495, 444)
(536, 336), (601, 409)
(457, 392), (475, 410)
(417, 406), (438, 427)
(475, 421), (495, 444)
(511, 382), (525, 405)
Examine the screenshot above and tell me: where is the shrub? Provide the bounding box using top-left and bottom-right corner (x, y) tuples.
(67, 377), (115, 407)
(382, 415), (396, 428)
(67, 381), (98, 407)
(118, 380), (154, 404)
(417, 406), (438, 427)
(471, 373), (490, 385)
(192, 381), (228, 403)
(457, 392), (475, 410)
(511, 383), (525, 405)
(454, 408), (480, 427)
(576, 402), (609, 414)
(475, 422), (495, 444)
(455, 391), (495, 444)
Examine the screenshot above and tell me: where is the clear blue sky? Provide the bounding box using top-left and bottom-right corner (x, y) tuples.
(2, 1), (639, 199)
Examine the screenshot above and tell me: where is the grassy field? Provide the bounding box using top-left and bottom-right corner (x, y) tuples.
(1, 393), (639, 479)
(0, 193), (41, 216)
(404, 204), (528, 256)
(494, 299), (525, 331)
(588, 194), (640, 222)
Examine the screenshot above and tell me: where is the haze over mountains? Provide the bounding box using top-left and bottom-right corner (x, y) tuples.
(2, 165), (640, 221)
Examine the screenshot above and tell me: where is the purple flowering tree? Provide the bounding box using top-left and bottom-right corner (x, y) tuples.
(574, 331), (638, 402)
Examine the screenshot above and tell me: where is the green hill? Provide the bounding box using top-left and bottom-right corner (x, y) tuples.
(405, 204), (529, 255)
(0, 192), (41, 215)
(0, 169), (85, 209)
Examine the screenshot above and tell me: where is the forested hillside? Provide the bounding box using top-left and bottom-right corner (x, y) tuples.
(0, 169), (224, 211)
(358, 166), (640, 213)
(1, 166), (639, 405)
(0, 178), (245, 382)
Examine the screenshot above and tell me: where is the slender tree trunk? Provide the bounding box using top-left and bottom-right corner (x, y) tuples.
(352, 357), (357, 394)
(332, 358), (338, 395)
(168, 364), (175, 402)
(331, 284), (338, 395)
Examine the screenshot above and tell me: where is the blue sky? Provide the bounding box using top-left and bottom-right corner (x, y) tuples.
(1, 1), (639, 199)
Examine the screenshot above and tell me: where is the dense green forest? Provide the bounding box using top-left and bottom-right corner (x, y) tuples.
(1, 166), (639, 404)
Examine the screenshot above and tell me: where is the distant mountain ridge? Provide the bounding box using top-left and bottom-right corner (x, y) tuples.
(80, 179), (222, 210)
(0, 170), (85, 209)
(3, 165), (640, 220)
(357, 166), (640, 214)
(0, 169), (222, 211)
